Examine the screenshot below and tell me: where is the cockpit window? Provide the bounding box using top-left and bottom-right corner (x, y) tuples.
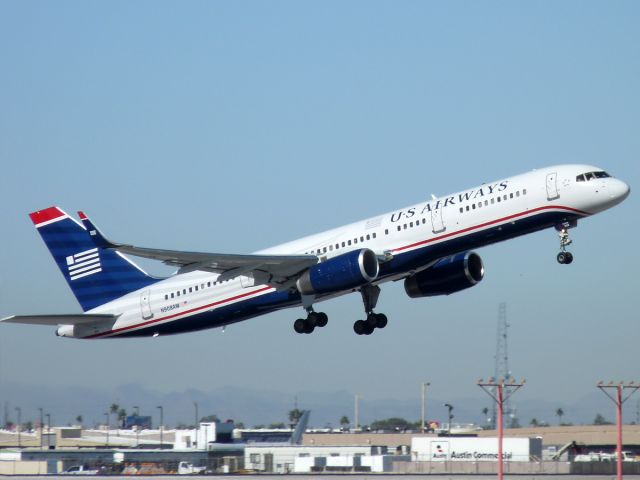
(576, 171), (611, 182)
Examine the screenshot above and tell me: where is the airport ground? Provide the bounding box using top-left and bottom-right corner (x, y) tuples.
(0, 475), (635, 480)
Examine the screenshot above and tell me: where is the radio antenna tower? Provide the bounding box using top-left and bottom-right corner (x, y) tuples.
(492, 303), (512, 428)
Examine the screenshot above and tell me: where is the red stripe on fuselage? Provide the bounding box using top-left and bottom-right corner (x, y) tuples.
(89, 204), (589, 338)
(391, 205), (588, 253)
(85, 285), (274, 339)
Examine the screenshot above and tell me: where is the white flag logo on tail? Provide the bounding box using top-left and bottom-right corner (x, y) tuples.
(66, 248), (102, 281)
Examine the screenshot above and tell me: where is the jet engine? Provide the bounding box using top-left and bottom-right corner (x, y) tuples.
(404, 251), (484, 298)
(297, 248), (379, 295)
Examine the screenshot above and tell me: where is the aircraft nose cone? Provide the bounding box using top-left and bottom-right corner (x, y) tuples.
(610, 179), (630, 202)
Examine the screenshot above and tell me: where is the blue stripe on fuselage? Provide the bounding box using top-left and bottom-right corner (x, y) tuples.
(103, 209), (581, 338)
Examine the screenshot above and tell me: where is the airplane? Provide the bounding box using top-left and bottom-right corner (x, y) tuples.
(1, 164), (630, 339)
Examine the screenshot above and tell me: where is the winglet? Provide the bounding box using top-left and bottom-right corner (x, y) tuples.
(77, 211), (120, 249)
(29, 206), (68, 228)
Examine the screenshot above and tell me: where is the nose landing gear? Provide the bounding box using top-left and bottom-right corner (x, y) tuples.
(556, 226), (574, 264)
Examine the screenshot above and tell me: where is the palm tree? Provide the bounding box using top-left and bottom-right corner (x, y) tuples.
(530, 418), (539, 427)
(340, 416), (350, 430)
(117, 408), (127, 428)
(556, 408), (564, 425)
(76, 415), (83, 427)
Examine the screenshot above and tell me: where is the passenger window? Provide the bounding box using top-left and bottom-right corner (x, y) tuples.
(348, 240), (352, 246)
(523, 189), (527, 195)
(189, 287), (193, 293)
(497, 197), (501, 202)
(342, 241), (346, 247)
(409, 222), (413, 227)
(460, 207), (463, 213)
(372, 232), (376, 239)
(164, 294), (168, 300)
(491, 198), (495, 204)
(323, 247), (327, 253)
(195, 286), (199, 291)
(466, 205), (470, 211)
(385, 229), (389, 235)
(360, 236), (364, 242)
(354, 238), (358, 244)
(329, 245), (333, 251)
(183, 289), (187, 294)
(484, 200), (488, 206)
(171, 293), (175, 299)
(177, 291), (181, 297)
(422, 218), (426, 224)
(403, 224), (407, 230)
(503, 195), (508, 201)
(516, 191), (520, 197)
(472, 204), (476, 209)
(397, 226), (401, 232)
(207, 282), (211, 287)
(510, 193), (514, 199)
(478, 202), (482, 208)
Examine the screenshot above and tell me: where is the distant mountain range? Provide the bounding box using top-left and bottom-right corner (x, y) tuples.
(0, 381), (633, 430)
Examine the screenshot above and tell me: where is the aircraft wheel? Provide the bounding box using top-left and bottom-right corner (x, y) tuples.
(353, 320), (366, 335)
(557, 252), (567, 264)
(564, 252), (574, 264)
(366, 313), (378, 328)
(363, 323), (374, 335)
(375, 313), (388, 329)
(307, 312), (319, 326)
(294, 319), (306, 334)
(304, 320), (315, 334)
(315, 312), (328, 328)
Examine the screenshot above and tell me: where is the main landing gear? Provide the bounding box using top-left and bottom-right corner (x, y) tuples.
(293, 309), (328, 334)
(353, 285), (388, 336)
(556, 225), (574, 264)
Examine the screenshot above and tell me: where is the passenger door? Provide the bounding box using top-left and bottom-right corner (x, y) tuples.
(546, 172), (560, 200)
(431, 205), (446, 234)
(140, 290), (153, 320)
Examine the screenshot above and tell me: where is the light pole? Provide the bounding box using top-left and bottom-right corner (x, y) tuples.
(133, 406), (140, 447)
(354, 395), (362, 432)
(45, 414), (51, 449)
(597, 381), (640, 480)
(443, 403), (454, 435)
(15, 407), (21, 448)
(421, 383), (430, 433)
(157, 406), (164, 449)
(194, 402), (199, 448)
(478, 377), (525, 480)
(104, 412), (110, 447)
(38, 408), (43, 449)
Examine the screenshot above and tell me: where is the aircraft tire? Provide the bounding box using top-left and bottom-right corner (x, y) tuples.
(315, 312), (328, 328)
(353, 320), (366, 335)
(557, 252), (566, 264)
(294, 319), (307, 334)
(564, 252), (574, 264)
(375, 313), (388, 329)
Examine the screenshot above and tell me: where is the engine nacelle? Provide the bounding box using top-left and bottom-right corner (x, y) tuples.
(297, 248), (379, 296)
(404, 251), (484, 298)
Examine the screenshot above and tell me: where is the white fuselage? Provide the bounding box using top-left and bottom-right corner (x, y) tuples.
(67, 164), (629, 339)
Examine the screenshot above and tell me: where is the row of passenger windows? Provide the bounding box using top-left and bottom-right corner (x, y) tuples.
(458, 189), (527, 213)
(576, 171), (610, 182)
(305, 232), (378, 255)
(163, 279), (231, 300)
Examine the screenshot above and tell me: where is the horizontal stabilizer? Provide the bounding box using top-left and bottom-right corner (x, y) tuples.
(1, 314), (117, 326)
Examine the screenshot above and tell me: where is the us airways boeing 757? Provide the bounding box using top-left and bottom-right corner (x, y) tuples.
(2, 165), (630, 339)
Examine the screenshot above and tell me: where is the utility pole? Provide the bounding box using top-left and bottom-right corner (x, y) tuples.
(104, 412), (110, 447)
(38, 408), (43, 449)
(45, 414), (51, 449)
(478, 377), (525, 480)
(354, 395), (362, 432)
(421, 382), (430, 433)
(597, 381), (640, 480)
(443, 403), (454, 435)
(157, 406), (164, 449)
(133, 406), (140, 448)
(15, 407), (21, 448)
(194, 402), (199, 449)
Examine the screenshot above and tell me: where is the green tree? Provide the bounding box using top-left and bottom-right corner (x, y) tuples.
(288, 409), (303, 424)
(593, 413), (613, 425)
(76, 415), (83, 427)
(269, 422), (285, 428)
(117, 408), (127, 428)
(370, 417), (413, 432)
(109, 403), (119, 415)
(340, 416), (350, 430)
(556, 408), (564, 425)
(529, 418), (539, 427)
(200, 414), (219, 423)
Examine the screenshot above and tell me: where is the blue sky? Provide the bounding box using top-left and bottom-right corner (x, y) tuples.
(0, 1), (638, 425)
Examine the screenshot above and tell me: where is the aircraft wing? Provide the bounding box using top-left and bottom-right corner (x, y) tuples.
(78, 211), (318, 286)
(1, 314), (117, 326)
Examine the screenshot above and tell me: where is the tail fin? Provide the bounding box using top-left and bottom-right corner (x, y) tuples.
(29, 207), (158, 311)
